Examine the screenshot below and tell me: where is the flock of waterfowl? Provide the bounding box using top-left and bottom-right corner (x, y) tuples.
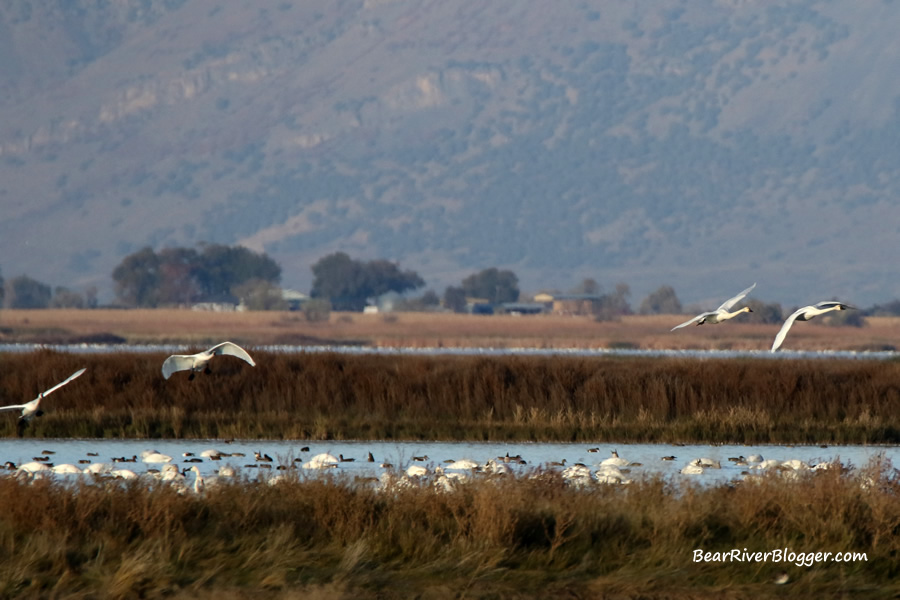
(0, 290), (860, 491)
(2, 440), (852, 495)
(671, 283), (855, 351)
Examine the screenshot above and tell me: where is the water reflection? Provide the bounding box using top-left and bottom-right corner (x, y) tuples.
(2, 439), (893, 486)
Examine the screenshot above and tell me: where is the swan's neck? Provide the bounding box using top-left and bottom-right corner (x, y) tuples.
(719, 307), (750, 321)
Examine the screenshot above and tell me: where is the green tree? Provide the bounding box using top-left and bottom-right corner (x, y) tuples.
(112, 246), (161, 307)
(232, 279), (286, 311)
(443, 286), (467, 313)
(5, 275), (52, 308)
(639, 285), (682, 315)
(196, 243), (281, 302)
(310, 252), (424, 311)
(396, 289), (441, 312)
(112, 244), (282, 307)
(157, 247), (201, 305)
(570, 278), (600, 295)
(592, 283), (632, 321)
(460, 268), (519, 304)
(50, 287), (86, 309)
(742, 299), (783, 324)
(302, 298), (332, 322)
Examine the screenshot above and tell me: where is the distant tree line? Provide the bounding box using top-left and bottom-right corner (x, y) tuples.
(442, 267), (520, 312)
(310, 252), (425, 311)
(111, 243), (281, 307)
(0, 266), (99, 309)
(0, 254), (886, 327)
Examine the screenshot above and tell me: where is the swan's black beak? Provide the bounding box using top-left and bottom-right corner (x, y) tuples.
(747, 308), (753, 313)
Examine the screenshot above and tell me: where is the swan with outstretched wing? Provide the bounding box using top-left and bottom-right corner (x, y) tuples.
(671, 283), (756, 331)
(162, 341), (256, 380)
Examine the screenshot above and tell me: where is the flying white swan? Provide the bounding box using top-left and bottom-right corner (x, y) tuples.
(0, 368), (86, 426)
(670, 283), (756, 331)
(770, 301), (855, 352)
(162, 342), (256, 380)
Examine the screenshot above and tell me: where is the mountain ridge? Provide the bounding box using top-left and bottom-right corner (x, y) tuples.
(2, 0), (899, 306)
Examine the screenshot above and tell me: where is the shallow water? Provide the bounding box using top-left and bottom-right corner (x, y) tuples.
(3, 343), (897, 485)
(3, 438), (894, 486)
(1, 342), (898, 361)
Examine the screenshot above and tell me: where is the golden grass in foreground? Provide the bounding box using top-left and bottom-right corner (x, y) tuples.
(0, 460), (896, 599)
(2, 351), (900, 443)
(2, 308), (900, 350)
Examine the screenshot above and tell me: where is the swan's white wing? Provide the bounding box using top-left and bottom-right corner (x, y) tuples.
(0, 403), (27, 413)
(162, 355), (197, 380)
(716, 283), (757, 312)
(39, 368), (86, 398)
(671, 313), (712, 331)
(771, 307), (807, 352)
(209, 342), (256, 367)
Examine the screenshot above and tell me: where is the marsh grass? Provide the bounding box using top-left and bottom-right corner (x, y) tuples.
(0, 461), (897, 598)
(3, 351), (900, 443)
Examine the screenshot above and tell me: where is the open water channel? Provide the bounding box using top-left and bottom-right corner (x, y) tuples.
(2, 343), (898, 486)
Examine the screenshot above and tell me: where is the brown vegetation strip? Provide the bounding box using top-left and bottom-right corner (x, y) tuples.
(2, 350), (900, 443)
(4, 308), (900, 350)
(0, 463), (894, 598)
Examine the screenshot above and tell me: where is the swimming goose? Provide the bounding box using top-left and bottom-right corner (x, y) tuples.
(0, 368), (86, 428)
(671, 283), (756, 330)
(162, 342), (255, 380)
(771, 301), (856, 351)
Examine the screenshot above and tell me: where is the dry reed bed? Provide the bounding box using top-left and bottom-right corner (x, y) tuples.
(2, 351), (900, 443)
(0, 462), (896, 599)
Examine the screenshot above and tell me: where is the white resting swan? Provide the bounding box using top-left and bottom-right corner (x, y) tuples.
(771, 301), (855, 352)
(671, 283), (756, 330)
(162, 342), (256, 380)
(0, 368), (86, 424)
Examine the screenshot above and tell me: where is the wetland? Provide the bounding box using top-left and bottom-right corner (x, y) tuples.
(1, 309), (899, 598)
